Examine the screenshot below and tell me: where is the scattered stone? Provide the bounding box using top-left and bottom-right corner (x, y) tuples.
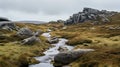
(108, 26), (120, 30)
(62, 26), (67, 30)
(58, 46), (68, 52)
(47, 37), (59, 44)
(47, 29), (52, 32)
(54, 49), (94, 66)
(34, 29), (43, 37)
(90, 27), (96, 30)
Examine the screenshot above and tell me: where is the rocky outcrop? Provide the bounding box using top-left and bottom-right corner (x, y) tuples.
(0, 17), (10, 21)
(0, 21), (17, 31)
(54, 49), (94, 66)
(65, 8), (117, 25)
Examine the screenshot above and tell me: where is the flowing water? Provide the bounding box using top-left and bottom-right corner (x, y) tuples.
(29, 32), (74, 67)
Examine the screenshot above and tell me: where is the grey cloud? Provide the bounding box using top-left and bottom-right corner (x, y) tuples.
(0, 0), (119, 21)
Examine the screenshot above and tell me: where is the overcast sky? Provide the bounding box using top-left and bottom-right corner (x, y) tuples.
(0, 0), (119, 22)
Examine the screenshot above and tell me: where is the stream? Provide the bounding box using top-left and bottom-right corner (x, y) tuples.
(29, 32), (74, 67)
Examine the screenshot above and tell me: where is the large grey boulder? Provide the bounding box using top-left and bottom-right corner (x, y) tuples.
(17, 28), (34, 38)
(21, 36), (40, 45)
(54, 49), (94, 66)
(0, 21), (17, 31)
(17, 28), (42, 45)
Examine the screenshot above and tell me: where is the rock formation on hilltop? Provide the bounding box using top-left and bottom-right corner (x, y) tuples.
(0, 17), (17, 31)
(65, 8), (117, 25)
(0, 21), (17, 31)
(0, 17), (10, 21)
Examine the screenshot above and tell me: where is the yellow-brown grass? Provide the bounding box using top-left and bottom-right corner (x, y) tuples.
(48, 14), (120, 67)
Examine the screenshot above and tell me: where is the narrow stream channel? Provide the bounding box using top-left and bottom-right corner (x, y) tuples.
(29, 32), (74, 67)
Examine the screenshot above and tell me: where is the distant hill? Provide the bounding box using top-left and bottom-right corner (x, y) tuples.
(14, 21), (48, 24)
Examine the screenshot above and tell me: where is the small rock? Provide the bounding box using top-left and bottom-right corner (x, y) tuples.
(62, 26), (67, 30)
(58, 46), (68, 52)
(48, 37), (59, 44)
(34, 29), (43, 37)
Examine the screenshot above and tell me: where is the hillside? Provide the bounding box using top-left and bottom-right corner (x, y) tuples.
(0, 8), (120, 67)
(0, 21), (51, 67)
(51, 12), (120, 67)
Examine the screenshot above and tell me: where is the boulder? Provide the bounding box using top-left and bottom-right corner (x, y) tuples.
(0, 21), (17, 31)
(17, 28), (34, 38)
(18, 29), (42, 45)
(54, 49), (94, 66)
(21, 36), (40, 45)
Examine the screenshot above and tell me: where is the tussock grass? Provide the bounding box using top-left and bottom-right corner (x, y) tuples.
(48, 14), (120, 67)
(52, 31), (79, 39)
(66, 36), (92, 46)
(0, 23), (51, 67)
